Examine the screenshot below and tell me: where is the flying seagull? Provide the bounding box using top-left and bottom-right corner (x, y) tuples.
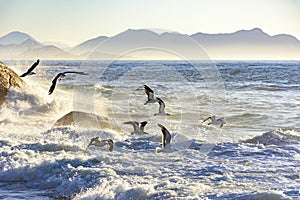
(144, 85), (158, 105)
(156, 123), (173, 153)
(202, 115), (226, 128)
(48, 71), (88, 95)
(154, 97), (170, 116)
(20, 59), (40, 77)
(87, 137), (114, 151)
(124, 121), (148, 135)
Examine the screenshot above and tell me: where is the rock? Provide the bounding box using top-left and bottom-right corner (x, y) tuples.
(0, 61), (24, 104)
(54, 111), (122, 132)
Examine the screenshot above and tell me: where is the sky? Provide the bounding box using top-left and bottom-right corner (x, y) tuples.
(0, 0), (300, 46)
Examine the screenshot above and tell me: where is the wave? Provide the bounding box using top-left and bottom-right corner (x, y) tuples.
(214, 191), (293, 200)
(0, 126), (299, 199)
(1, 84), (71, 118)
(242, 129), (300, 146)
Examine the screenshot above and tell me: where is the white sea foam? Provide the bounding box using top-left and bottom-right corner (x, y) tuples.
(1, 60), (299, 199)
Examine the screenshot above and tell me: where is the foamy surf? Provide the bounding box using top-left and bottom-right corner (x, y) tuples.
(1, 60), (299, 199)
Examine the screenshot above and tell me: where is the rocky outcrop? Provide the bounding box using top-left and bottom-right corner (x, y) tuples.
(0, 61), (24, 104)
(54, 111), (122, 132)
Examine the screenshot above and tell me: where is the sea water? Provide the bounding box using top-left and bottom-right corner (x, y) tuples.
(0, 60), (299, 199)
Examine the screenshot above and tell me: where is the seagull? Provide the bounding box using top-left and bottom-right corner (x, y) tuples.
(87, 137), (114, 151)
(20, 59), (40, 77)
(48, 71), (88, 95)
(156, 123), (173, 153)
(154, 97), (170, 116)
(202, 115), (226, 128)
(124, 121), (148, 135)
(144, 85), (158, 105)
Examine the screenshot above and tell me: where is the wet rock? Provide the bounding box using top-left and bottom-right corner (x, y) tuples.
(0, 61), (24, 104)
(54, 111), (122, 132)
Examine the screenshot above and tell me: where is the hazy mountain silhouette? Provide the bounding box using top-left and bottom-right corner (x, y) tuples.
(18, 45), (75, 60)
(71, 36), (109, 55)
(0, 31), (36, 45)
(72, 28), (300, 60)
(0, 31), (75, 59)
(1, 28), (300, 60)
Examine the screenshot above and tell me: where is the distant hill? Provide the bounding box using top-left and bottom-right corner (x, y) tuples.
(71, 36), (109, 55)
(0, 31), (36, 45)
(18, 45), (76, 60)
(1, 28), (300, 60)
(190, 28), (300, 59)
(0, 31), (75, 59)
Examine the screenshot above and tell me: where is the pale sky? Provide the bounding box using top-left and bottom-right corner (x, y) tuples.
(0, 0), (299, 46)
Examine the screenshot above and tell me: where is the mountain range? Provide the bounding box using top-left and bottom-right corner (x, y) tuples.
(0, 28), (300, 60)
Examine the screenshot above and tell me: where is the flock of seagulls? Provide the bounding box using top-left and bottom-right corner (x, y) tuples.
(20, 59), (87, 95)
(19, 60), (226, 153)
(86, 84), (226, 152)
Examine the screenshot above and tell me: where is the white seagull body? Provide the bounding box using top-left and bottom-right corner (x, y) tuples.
(20, 59), (40, 77)
(48, 71), (88, 95)
(156, 123), (175, 153)
(124, 121), (148, 135)
(87, 137), (114, 151)
(144, 85), (158, 105)
(154, 97), (170, 116)
(202, 115), (226, 128)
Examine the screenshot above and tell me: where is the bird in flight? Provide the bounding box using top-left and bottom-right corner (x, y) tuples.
(202, 115), (226, 128)
(156, 123), (173, 153)
(48, 71), (88, 95)
(124, 121), (148, 135)
(20, 59), (40, 77)
(154, 97), (170, 116)
(144, 85), (158, 105)
(87, 137), (114, 151)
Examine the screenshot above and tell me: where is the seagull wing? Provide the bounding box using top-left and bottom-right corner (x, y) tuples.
(103, 139), (114, 151)
(202, 116), (212, 123)
(88, 137), (100, 147)
(27, 59), (39, 72)
(158, 123), (171, 147)
(63, 71), (88, 75)
(124, 121), (140, 132)
(218, 118), (225, 127)
(20, 59), (40, 77)
(20, 72), (28, 77)
(139, 121), (148, 131)
(144, 85), (155, 101)
(156, 97), (166, 113)
(48, 73), (62, 95)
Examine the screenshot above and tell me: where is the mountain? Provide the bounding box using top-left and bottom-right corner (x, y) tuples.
(0, 31), (36, 45)
(190, 28), (300, 59)
(0, 39), (43, 59)
(0, 32), (75, 59)
(71, 28), (300, 60)
(17, 45), (76, 60)
(71, 36), (109, 55)
(72, 29), (206, 60)
(1, 28), (300, 60)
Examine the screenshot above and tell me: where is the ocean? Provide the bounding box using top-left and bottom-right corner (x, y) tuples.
(0, 60), (299, 199)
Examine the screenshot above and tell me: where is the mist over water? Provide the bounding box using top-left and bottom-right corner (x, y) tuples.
(0, 60), (299, 199)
